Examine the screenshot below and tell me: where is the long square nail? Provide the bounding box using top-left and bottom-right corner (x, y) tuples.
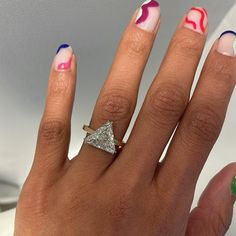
(217, 31), (236, 57)
(184, 7), (208, 34)
(54, 44), (73, 71)
(135, 0), (160, 32)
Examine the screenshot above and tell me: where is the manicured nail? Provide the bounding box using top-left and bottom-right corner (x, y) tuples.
(231, 176), (236, 196)
(135, 0), (160, 32)
(184, 7), (208, 34)
(54, 44), (73, 71)
(217, 31), (236, 57)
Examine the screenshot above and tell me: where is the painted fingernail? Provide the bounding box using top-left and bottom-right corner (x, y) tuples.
(184, 7), (208, 34)
(217, 31), (236, 57)
(54, 44), (73, 71)
(135, 0), (160, 32)
(231, 176), (236, 196)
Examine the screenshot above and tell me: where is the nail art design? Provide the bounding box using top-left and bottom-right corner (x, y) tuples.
(56, 44), (70, 54)
(218, 30), (236, 57)
(136, 0), (160, 24)
(57, 57), (72, 71)
(135, 0), (160, 32)
(219, 30), (236, 38)
(231, 176), (236, 196)
(184, 7), (208, 34)
(54, 44), (73, 71)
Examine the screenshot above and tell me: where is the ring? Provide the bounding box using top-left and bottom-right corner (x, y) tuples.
(83, 120), (125, 155)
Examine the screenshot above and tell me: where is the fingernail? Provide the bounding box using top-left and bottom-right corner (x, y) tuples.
(135, 0), (160, 32)
(217, 31), (236, 57)
(54, 44), (73, 71)
(184, 7), (208, 34)
(231, 176), (236, 196)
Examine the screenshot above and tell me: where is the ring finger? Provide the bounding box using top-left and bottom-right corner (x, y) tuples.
(73, 1), (161, 174)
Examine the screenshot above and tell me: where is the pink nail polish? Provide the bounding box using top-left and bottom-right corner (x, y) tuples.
(217, 31), (236, 57)
(135, 0), (160, 32)
(54, 44), (73, 71)
(184, 7), (208, 34)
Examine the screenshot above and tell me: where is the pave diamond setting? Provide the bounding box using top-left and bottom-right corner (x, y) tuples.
(84, 121), (116, 155)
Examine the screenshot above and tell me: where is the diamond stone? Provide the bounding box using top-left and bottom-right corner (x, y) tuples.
(84, 121), (116, 155)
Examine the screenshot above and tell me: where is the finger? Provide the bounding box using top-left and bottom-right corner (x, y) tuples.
(186, 163), (236, 236)
(33, 44), (76, 174)
(74, 1), (161, 173)
(113, 7), (208, 180)
(156, 31), (236, 221)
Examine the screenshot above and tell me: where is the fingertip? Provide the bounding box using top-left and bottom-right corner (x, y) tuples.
(200, 163), (236, 205)
(53, 44), (74, 72)
(187, 163), (236, 235)
(217, 30), (236, 57)
(133, 0), (161, 33)
(175, 7), (208, 39)
(221, 163), (236, 199)
(183, 6), (208, 35)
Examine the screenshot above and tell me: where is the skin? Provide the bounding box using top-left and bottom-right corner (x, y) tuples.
(14, 8), (236, 236)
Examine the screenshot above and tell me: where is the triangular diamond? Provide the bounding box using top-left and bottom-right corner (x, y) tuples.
(84, 121), (116, 155)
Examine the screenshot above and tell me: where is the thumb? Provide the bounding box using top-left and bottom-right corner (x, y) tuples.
(186, 163), (236, 236)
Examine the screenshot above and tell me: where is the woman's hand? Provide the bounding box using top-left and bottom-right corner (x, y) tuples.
(15, 2), (236, 235)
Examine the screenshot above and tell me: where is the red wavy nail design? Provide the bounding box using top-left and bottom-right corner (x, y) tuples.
(185, 7), (207, 33)
(136, 0), (160, 24)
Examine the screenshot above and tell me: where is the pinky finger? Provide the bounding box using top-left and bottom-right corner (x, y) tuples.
(33, 44), (77, 174)
(186, 163), (236, 236)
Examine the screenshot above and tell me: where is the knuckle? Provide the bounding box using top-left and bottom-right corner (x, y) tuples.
(39, 119), (66, 144)
(125, 32), (147, 58)
(146, 84), (187, 127)
(171, 34), (202, 57)
(98, 91), (133, 122)
(185, 106), (223, 144)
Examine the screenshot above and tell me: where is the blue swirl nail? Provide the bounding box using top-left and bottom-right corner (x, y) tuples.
(219, 30), (236, 38)
(217, 30), (236, 57)
(56, 44), (70, 54)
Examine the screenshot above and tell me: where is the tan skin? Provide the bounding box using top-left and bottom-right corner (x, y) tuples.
(14, 8), (236, 236)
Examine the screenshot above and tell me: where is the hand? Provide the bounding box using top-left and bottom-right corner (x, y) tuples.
(15, 2), (236, 235)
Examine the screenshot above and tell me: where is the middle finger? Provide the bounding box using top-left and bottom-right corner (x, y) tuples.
(114, 7), (208, 180)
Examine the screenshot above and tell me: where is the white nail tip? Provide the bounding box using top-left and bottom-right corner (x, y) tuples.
(135, 0), (160, 32)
